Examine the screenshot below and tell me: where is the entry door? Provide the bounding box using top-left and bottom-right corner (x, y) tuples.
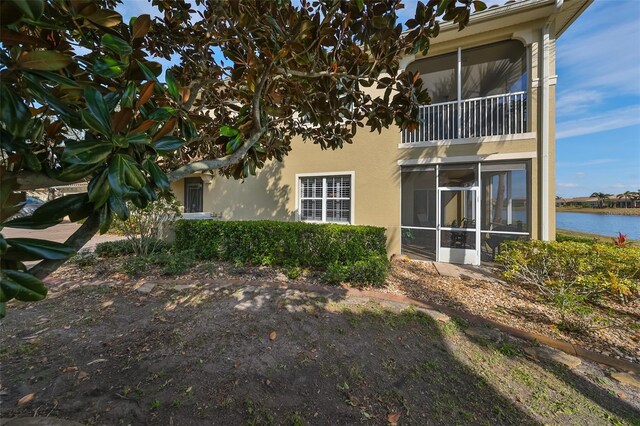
(184, 178), (203, 213)
(437, 187), (480, 265)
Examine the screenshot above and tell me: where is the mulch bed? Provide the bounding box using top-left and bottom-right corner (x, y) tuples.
(381, 258), (640, 364)
(49, 255), (640, 364)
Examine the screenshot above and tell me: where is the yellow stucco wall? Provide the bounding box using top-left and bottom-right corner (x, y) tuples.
(170, 11), (563, 255)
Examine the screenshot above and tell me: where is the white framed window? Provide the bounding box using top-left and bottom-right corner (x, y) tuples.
(297, 172), (354, 223)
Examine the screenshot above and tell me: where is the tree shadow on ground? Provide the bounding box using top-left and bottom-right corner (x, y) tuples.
(2, 278), (636, 425)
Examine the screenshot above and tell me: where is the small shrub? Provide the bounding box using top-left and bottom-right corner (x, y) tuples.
(116, 196), (181, 256)
(161, 250), (196, 276)
(122, 256), (149, 277)
(69, 252), (98, 267)
(323, 262), (347, 285)
(497, 240), (640, 304)
(344, 254), (389, 286)
(95, 240), (136, 257)
(284, 265), (303, 280)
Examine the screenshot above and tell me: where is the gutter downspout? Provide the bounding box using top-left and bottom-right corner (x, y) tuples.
(541, 0), (563, 241)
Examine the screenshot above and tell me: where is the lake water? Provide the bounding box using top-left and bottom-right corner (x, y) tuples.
(556, 212), (640, 240)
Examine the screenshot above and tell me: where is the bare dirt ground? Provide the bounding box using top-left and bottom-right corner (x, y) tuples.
(51, 254), (639, 364)
(1, 269), (639, 425)
(382, 259), (640, 363)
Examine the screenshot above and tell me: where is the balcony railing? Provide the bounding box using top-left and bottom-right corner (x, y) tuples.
(402, 91), (527, 144)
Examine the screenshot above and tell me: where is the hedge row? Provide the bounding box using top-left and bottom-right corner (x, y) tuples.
(174, 220), (389, 285)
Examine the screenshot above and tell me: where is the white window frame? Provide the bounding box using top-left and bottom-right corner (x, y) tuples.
(295, 171), (355, 224)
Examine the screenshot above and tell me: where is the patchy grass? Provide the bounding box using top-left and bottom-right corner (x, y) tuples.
(1, 279), (638, 425)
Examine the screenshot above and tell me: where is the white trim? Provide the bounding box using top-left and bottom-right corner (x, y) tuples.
(481, 230), (530, 236)
(541, 21), (551, 241)
(398, 132), (536, 148)
(397, 151), (537, 166)
(295, 171), (356, 225)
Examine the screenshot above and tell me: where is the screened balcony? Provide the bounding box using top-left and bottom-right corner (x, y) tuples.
(402, 40), (528, 144)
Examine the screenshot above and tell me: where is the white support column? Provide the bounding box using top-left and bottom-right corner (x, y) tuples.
(541, 22), (551, 241)
(457, 47), (462, 138)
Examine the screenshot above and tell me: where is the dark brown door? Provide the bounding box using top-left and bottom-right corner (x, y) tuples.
(184, 178), (203, 212)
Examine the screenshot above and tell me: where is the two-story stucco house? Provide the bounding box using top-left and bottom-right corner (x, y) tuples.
(171, 0), (591, 266)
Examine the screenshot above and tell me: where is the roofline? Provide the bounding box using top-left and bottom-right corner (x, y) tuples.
(437, 0), (557, 33)
(556, 0), (593, 37)
(434, 0), (589, 39)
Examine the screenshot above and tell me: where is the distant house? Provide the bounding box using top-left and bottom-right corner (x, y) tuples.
(562, 196), (599, 208)
(560, 194), (639, 208)
(171, 0), (592, 265)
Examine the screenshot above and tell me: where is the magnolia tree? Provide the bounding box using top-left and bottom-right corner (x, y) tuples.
(0, 0), (484, 316)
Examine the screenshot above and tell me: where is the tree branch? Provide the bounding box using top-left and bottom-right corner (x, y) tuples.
(28, 211), (101, 280)
(168, 63), (273, 182)
(167, 126), (267, 182)
(12, 171), (78, 191)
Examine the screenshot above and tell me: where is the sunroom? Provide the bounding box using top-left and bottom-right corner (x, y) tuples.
(400, 161), (530, 265)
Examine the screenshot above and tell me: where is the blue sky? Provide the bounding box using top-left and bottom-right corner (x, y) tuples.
(554, 0), (640, 197)
(118, 0), (640, 197)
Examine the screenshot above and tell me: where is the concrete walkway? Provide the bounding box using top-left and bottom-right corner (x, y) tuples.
(2, 222), (123, 252)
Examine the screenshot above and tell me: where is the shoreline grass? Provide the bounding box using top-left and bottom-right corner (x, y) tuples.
(556, 229), (639, 246)
(557, 206), (640, 216)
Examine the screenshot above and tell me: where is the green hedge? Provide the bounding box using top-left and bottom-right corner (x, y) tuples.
(174, 220), (389, 285)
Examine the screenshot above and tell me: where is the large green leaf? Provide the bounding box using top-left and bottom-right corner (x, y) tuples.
(165, 70), (179, 101)
(93, 57), (126, 78)
(87, 169), (111, 208)
(0, 83), (31, 137)
(126, 133), (151, 145)
(32, 193), (88, 221)
(51, 162), (101, 182)
(2, 215), (62, 229)
(98, 205), (113, 234)
(108, 194), (129, 221)
(101, 33), (132, 56)
(1, 270), (47, 302)
(5, 238), (74, 260)
(145, 160), (169, 191)
(62, 139), (112, 164)
(84, 87), (112, 137)
(11, 0), (44, 20)
(23, 74), (81, 126)
(81, 109), (111, 135)
(108, 154), (146, 194)
(17, 50), (72, 71)
(152, 136), (184, 153)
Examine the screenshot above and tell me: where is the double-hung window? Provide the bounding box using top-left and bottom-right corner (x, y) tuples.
(299, 174), (352, 223)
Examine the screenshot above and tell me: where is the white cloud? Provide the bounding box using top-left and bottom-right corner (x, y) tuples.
(556, 89), (603, 117)
(557, 9), (640, 97)
(556, 104), (640, 139)
(575, 171), (586, 177)
(557, 182), (579, 188)
(557, 158), (618, 167)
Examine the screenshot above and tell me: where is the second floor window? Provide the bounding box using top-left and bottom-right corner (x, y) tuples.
(407, 39), (527, 103)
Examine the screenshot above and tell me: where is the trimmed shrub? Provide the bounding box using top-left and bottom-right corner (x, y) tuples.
(496, 240), (640, 303)
(174, 220), (389, 285)
(95, 240), (136, 257)
(95, 239), (170, 257)
(556, 233), (596, 244)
